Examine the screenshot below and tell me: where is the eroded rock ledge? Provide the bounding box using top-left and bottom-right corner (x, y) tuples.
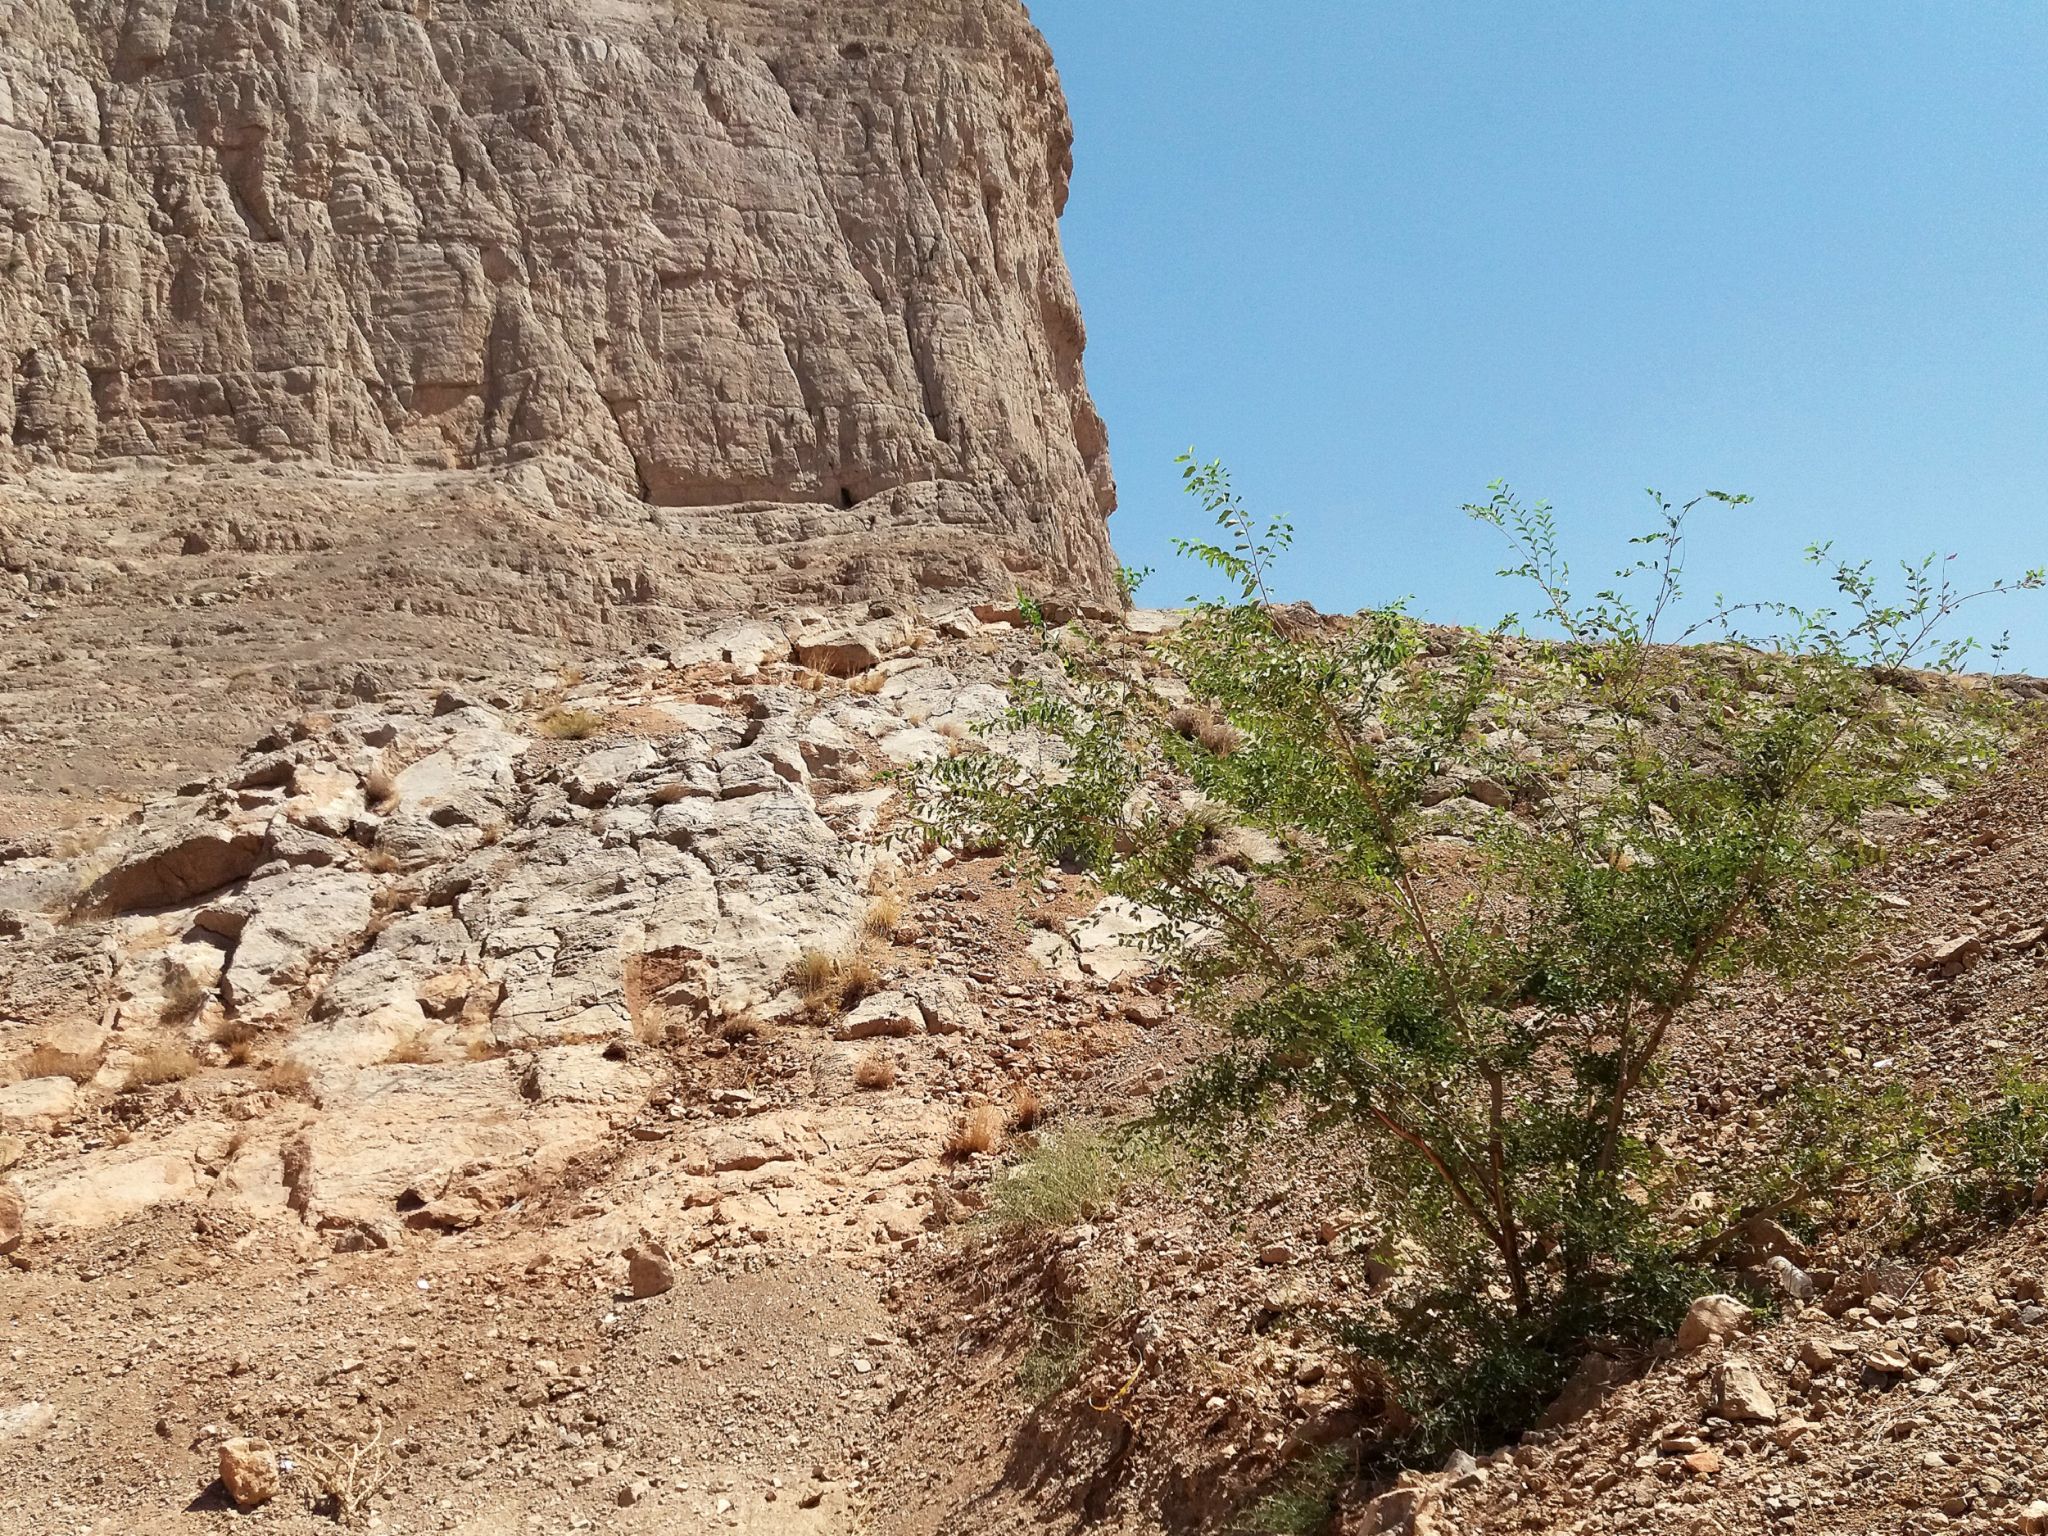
(0, 0), (1120, 615)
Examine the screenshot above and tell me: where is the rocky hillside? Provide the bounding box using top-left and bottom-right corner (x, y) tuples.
(0, 0), (1121, 811)
(0, 605), (1134, 1533)
(3, 609), (2047, 1535)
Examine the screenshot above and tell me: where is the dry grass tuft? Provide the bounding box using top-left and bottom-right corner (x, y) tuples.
(1168, 706), (1245, 757)
(159, 969), (213, 1027)
(718, 1013), (769, 1045)
(1179, 797), (1235, 847)
(298, 1425), (394, 1524)
(363, 759), (400, 812)
(945, 1103), (1007, 1160)
(854, 1050), (898, 1090)
(621, 951), (667, 1046)
(123, 1044), (200, 1091)
(791, 948), (839, 999)
(268, 1058), (315, 1097)
(211, 1019), (260, 1067)
(539, 706), (605, 741)
(863, 892), (904, 939)
(381, 1029), (436, 1066)
(10, 1044), (100, 1085)
(791, 950), (881, 1014)
(834, 955), (880, 1008)
(1011, 1083), (1046, 1131)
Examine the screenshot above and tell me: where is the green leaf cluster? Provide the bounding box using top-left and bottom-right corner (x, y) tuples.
(915, 458), (2034, 1450)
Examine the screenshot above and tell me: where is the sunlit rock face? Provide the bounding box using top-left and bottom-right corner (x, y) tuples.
(0, 0), (1119, 606)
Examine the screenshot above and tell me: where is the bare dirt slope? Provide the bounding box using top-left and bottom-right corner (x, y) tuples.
(5, 615), (2048, 1536)
(0, 611), (1163, 1533)
(865, 731), (2048, 1536)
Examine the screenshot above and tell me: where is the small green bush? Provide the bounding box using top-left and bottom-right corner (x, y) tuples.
(1236, 1447), (1348, 1535)
(1957, 1066), (2048, 1213)
(986, 1129), (1122, 1234)
(1016, 1315), (1092, 1404)
(919, 452), (2040, 1456)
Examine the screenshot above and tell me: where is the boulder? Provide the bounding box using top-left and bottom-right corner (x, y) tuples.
(1355, 1475), (1442, 1535)
(1068, 898), (1170, 981)
(834, 991), (923, 1041)
(906, 975), (985, 1035)
(0, 1402), (56, 1441)
(26, 1151), (201, 1232)
(81, 821), (266, 914)
(700, 621), (792, 670)
(0, 1076), (80, 1133)
(218, 1437), (280, 1510)
(1675, 1293), (1751, 1352)
(1710, 1360), (1778, 1423)
(1536, 1348), (1634, 1429)
(625, 1242), (676, 1299)
(220, 871), (377, 1019)
(568, 741), (661, 807)
(791, 615), (913, 676)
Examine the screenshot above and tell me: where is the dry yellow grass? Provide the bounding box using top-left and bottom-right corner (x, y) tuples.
(381, 1029), (436, 1065)
(124, 1044), (200, 1091)
(945, 1103), (1007, 1160)
(1011, 1083), (1046, 1131)
(854, 1050), (898, 1091)
(363, 759), (400, 812)
(792, 948), (839, 1000)
(622, 952), (667, 1045)
(834, 955), (880, 1008)
(863, 892), (904, 939)
(539, 706), (604, 740)
(791, 950), (880, 1014)
(718, 1013), (769, 1045)
(211, 1019), (259, 1067)
(1168, 705), (1244, 757)
(10, 1044), (99, 1085)
(268, 1058), (314, 1097)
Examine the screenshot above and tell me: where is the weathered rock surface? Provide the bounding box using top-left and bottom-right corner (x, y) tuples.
(0, 0), (1116, 524)
(0, 0), (1122, 814)
(0, 618), (1058, 1254)
(0, 0), (1118, 792)
(216, 1436), (279, 1511)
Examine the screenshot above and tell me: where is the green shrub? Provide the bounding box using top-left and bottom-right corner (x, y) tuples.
(1957, 1065), (2048, 1214)
(919, 453), (2039, 1452)
(1729, 1061), (2048, 1251)
(986, 1129), (1122, 1234)
(1016, 1314), (1092, 1404)
(1236, 1447), (1348, 1535)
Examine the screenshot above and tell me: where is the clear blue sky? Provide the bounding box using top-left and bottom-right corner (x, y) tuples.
(1029, 1), (2048, 669)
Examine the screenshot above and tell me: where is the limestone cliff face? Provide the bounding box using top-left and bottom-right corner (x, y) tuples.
(0, 0), (1117, 600)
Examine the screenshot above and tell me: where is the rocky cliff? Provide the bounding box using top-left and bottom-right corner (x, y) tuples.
(0, 0), (1118, 594)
